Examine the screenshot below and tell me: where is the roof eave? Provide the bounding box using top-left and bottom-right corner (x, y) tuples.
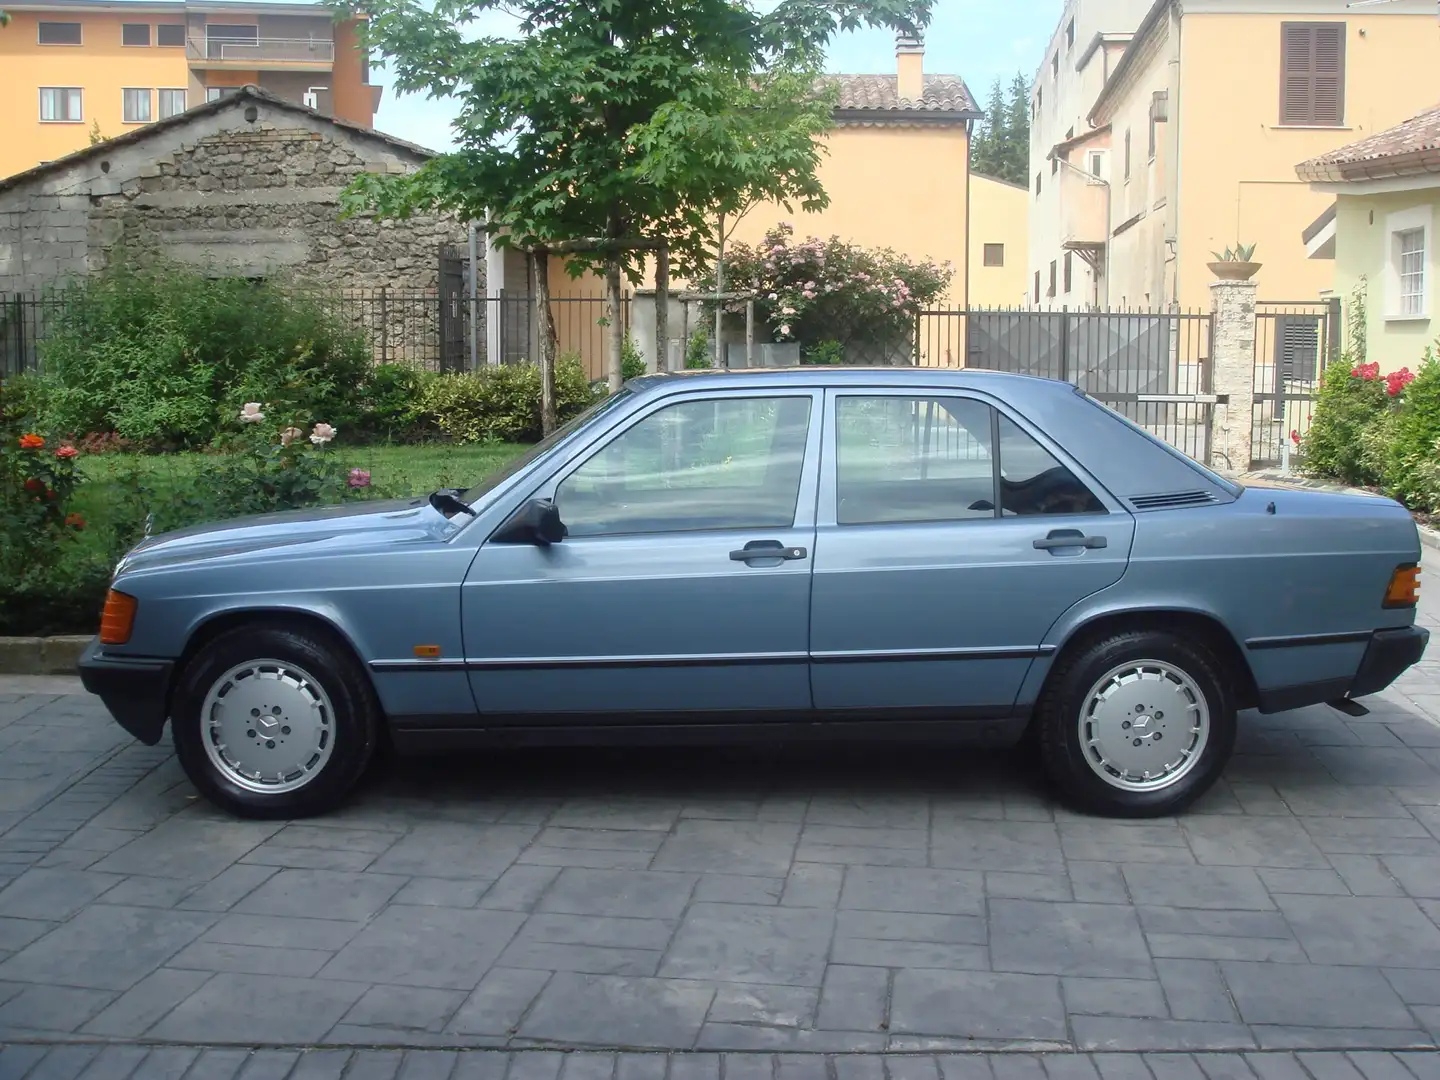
(1296, 148), (1440, 185)
(833, 107), (981, 126)
(1088, 0), (1171, 126)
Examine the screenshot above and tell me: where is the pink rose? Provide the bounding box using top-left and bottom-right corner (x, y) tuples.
(310, 422), (336, 445)
(348, 468), (371, 488)
(279, 427), (303, 446)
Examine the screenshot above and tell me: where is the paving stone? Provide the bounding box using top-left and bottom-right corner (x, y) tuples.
(815, 964), (888, 1031)
(451, 1051), (514, 1080)
(780, 864), (843, 907)
(174, 864), (279, 912)
(134, 1048), (202, 1080)
(1242, 1052), (1310, 1080)
(1069, 862), (1132, 904)
(0, 868), (123, 920)
(651, 820), (801, 876)
(1311, 747), (1439, 786)
(235, 868), (408, 922)
(518, 972), (714, 1047)
(986, 871), (1072, 901)
(79, 967), (213, 1037)
(990, 1061), (1047, 1080)
(25, 1046), (102, 1079)
(1063, 976), (1167, 1019)
(1181, 818), (1328, 869)
(1347, 1052), (1425, 1080)
(692, 874), (783, 905)
(1304, 819), (1440, 858)
(1381, 856), (1440, 898)
(397, 1051), (460, 1080)
(344, 1051), (405, 1080)
(929, 821), (1064, 874)
(344, 983), (466, 1033)
(538, 868), (696, 919)
(1120, 866), (1275, 910)
(614, 1056), (667, 1080)
(1091, 1054), (1155, 1080)
(889, 969), (1066, 1040)
(1327, 856), (1406, 898)
(237, 1050), (304, 1080)
(148, 972), (368, 1042)
(550, 798), (681, 832)
(88, 817), (279, 879)
(562, 1052), (621, 1080)
(1254, 868), (1351, 896)
(1144, 1055), (1207, 1080)
(447, 967), (552, 1036)
(1191, 1053), (1257, 1080)
(838, 866), (985, 915)
(1070, 1016), (1256, 1051)
(1221, 961), (1418, 1029)
(201, 912), (366, 952)
(1274, 894), (1440, 967)
(0, 914), (54, 950)
(0, 982), (114, 1032)
(0, 904), (214, 991)
(369, 822), (540, 879)
(500, 912), (671, 976)
(659, 903), (833, 986)
(884, 1055), (941, 1080)
(99, 875), (202, 908)
(479, 865), (562, 911)
(990, 899), (1153, 979)
(709, 983), (817, 1028)
(1137, 908), (1307, 963)
(1039, 1056), (1100, 1080)
(320, 905), (527, 989)
(666, 1054), (720, 1080)
(1155, 960), (1238, 1024)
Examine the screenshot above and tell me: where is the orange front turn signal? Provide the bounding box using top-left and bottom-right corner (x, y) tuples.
(99, 590), (138, 645)
(1384, 564), (1420, 609)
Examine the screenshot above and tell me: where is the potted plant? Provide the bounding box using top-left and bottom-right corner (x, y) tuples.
(1208, 243), (1261, 282)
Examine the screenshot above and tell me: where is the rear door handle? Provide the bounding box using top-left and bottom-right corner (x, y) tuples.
(1034, 530), (1107, 551)
(731, 541), (807, 562)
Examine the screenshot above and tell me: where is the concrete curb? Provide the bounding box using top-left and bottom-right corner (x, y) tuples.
(0, 635), (89, 676)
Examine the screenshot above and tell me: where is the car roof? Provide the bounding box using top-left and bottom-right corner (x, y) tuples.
(627, 366), (1071, 397)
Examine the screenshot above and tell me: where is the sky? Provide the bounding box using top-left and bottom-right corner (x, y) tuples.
(368, 0), (1066, 151)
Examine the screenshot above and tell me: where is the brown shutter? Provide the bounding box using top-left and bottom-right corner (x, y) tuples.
(1281, 22), (1345, 125)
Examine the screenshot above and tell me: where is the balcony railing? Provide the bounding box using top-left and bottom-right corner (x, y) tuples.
(188, 37), (336, 64)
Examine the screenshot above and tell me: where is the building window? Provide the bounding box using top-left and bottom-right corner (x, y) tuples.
(159, 89), (188, 118)
(1051, 155), (1059, 175)
(1035, 172), (1042, 197)
(123, 88), (153, 124)
(1048, 260), (1057, 298)
(1124, 129), (1132, 180)
(983, 244), (1005, 268)
(1034, 272), (1041, 305)
(157, 24), (186, 46)
(1064, 252), (1073, 294)
(1052, 52), (1059, 79)
(1089, 151), (1104, 177)
(122, 23), (151, 46)
(37, 20), (82, 45)
(1066, 19), (1076, 49)
(39, 87), (83, 122)
(1281, 22), (1345, 126)
(1399, 230), (1426, 316)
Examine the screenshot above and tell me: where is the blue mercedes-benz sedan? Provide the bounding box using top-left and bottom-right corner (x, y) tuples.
(79, 368), (1428, 819)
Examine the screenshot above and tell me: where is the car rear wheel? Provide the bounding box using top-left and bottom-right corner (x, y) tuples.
(171, 624), (381, 819)
(1035, 629), (1236, 817)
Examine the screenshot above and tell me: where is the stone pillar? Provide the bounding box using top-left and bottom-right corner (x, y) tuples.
(1209, 278), (1258, 474)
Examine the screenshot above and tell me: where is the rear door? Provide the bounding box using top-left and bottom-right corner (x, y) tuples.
(809, 388), (1135, 713)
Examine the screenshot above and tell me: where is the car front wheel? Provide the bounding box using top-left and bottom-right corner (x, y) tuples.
(171, 624), (381, 819)
(1035, 629), (1236, 817)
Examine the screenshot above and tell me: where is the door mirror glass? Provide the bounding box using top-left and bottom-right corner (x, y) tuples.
(494, 498), (567, 546)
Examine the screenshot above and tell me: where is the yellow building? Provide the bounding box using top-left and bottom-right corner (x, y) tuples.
(1033, 0), (1440, 311)
(1298, 105), (1440, 375)
(0, 0), (379, 180)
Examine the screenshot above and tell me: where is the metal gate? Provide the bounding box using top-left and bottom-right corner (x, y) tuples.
(917, 308), (1215, 464)
(437, 244), (471, 372)
(1251, 299), (1340, 470)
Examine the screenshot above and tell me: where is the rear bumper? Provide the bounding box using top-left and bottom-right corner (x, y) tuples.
(1256, 625), (1429, 714)
(77, 637), (173, 745)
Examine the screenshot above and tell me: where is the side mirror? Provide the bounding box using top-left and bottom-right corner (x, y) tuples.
(494, 498), (567, 546)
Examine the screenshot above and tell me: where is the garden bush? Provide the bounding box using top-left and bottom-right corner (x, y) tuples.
(1301, 360), (1390, 486)
(30, 258), (375, 449)
(419, 359), (596, 444)
(358, 363), (434, 443)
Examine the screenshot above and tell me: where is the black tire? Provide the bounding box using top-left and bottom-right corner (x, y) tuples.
(171, 623), (382, 819)
(1036, 629), (1236, 818)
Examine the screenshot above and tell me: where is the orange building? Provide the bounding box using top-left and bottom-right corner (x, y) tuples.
(0, 0), (379, 179)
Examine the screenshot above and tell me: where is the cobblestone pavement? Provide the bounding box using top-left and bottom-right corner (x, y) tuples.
(0, 556), (1437, 1064)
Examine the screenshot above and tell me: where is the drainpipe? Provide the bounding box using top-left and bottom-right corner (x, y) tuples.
(1166, 0), (1183, 309)
(964, 116), (973, 314)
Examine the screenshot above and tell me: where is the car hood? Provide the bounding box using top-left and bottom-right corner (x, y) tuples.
(116, 496), (461, 575)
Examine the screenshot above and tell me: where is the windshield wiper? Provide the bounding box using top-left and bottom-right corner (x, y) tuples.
(428, 489), (477, 518)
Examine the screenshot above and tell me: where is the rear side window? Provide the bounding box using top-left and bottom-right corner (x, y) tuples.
(997, 414), (1105, 516)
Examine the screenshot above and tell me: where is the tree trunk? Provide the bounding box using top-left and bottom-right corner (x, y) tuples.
(713, 212), (725, 368)
(655, 246), (670, 372)
(532, 248), (558, 436)
(605, 257), (624, 394)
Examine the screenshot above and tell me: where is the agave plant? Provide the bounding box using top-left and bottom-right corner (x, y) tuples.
(1211, 243), (1257, 262)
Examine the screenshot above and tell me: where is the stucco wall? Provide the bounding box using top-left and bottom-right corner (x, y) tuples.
(0, 97), (466, 301)
(1176, 9), (1440, 310)
(1334, 188), (1440, 375)
(969, 174), (1029, 306)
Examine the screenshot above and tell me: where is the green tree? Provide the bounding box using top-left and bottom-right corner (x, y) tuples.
(968, 70), (1029, 186)
(969, 76), (1006, 179)
(337, 0), (928, 407)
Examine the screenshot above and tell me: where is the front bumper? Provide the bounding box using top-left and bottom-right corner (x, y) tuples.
(77, 637), (174, 745)
(1349, 625), (1430, 699)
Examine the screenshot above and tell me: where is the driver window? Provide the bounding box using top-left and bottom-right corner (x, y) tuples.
(556, 395), (812, 537)
(997, 414), (1105, 516)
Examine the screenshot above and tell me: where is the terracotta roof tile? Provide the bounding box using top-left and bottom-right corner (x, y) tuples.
(824, 74), (980, 116)
(1297, 102), (1440, 181)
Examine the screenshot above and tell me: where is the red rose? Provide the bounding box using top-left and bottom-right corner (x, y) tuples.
(55, 445), (78, 459)
(17, 434), (44, 449)
(22, 478), (41, 493)
(64, 513), (85, 530)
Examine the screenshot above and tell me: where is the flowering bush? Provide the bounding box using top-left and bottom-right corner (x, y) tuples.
(152, 404), (380, 533)
(0, 427), (85, 580)
(1301, 358), (1391, 485)
(704, 224), (951, 352)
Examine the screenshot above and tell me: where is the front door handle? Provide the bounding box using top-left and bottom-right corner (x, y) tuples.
(1034, 530), (1107, 551)
(730, 540), (807, 562)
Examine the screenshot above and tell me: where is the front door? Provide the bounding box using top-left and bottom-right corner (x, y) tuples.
(809, 389), (1135, 714)
(462, 390), (821, 719)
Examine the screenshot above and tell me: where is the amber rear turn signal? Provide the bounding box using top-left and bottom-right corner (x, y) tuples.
(1383, 564), (1420, 609)
(99, 590), (138, 645)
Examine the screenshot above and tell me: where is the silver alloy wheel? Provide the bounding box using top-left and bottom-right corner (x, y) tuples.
(200, 659), (336, 794)
(1079, 659), (1210, 792)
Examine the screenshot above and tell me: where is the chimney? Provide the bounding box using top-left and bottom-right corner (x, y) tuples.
(896, 30), (924, 103)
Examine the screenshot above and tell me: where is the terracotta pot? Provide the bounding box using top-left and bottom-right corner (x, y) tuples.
(1207, 260), (1261, 282)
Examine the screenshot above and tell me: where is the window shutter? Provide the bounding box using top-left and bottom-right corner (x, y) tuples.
(1281, 23), (1345, 125)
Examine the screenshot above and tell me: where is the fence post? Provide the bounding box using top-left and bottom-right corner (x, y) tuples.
(1325, 295), (1343, 369)
(1059, 306), (1069, 384)
(1208, 278), (1259, 475)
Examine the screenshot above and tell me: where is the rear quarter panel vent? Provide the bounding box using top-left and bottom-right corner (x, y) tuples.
(1128, 490), (1219, 511)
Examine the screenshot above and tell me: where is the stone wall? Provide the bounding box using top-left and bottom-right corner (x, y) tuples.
(0, 95), (477, 367)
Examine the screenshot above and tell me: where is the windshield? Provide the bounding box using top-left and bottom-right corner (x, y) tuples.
(459, 388), (635, 506)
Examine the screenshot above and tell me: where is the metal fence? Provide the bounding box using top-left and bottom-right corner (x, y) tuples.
(0, 289), (631, 380)
(916, 307), (1215, 463)
(1251, 298), (1341, 470)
